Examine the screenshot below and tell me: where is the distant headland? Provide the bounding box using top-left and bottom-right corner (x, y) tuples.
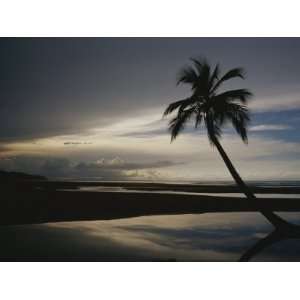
(0, 170), (47, 181)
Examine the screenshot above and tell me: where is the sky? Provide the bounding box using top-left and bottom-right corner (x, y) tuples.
(1, 37), (300, 181)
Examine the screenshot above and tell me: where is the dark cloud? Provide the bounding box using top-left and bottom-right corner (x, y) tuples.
(64, 141), (93, 145)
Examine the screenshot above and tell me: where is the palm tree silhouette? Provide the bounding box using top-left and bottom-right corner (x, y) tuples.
(164, 57), (292, 229)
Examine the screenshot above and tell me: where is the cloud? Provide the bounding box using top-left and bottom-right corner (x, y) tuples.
(0, 144), (12, 154)
(98, 114), (169, 139)
(250, 93), (300, 112)
(73, 158), (183, 179)
(117, 128), (168, 138)
(249, 124), (292, 131)
(0, 155), (183, 180)
(1, 103), (300, 181)
(2, 117), (300, 181)
(0, 39), (183, 143)
(40, 158), (72, 176)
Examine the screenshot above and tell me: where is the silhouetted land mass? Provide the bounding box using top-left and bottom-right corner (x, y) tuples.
(0, 170), (47, 181)
(1, 180), (300, 226)
(7, 180), (300, 193)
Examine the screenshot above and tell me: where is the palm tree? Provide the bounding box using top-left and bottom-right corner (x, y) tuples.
(163, 57), (290, 228)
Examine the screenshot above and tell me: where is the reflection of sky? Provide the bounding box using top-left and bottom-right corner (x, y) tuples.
(2, 212), (300, 261)
(65, 186), (300, 198)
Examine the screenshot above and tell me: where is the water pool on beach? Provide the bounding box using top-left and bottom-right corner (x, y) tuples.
(2, 211), (300, 261)
(58, 185), (300, 199)
(62, 185), (300, 198)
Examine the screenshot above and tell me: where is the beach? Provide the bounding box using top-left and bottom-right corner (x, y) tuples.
(2, 180), (300, 226)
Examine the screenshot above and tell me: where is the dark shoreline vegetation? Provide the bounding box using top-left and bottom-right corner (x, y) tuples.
(1, 176), (300, 226)
(0, 170), (47, 181)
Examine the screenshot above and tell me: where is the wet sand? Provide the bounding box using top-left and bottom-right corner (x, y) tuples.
(1, 180), (300, 226)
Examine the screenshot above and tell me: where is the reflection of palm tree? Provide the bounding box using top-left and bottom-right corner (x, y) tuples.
(240, 222), (300, 261)
(163, 57), (290, 228)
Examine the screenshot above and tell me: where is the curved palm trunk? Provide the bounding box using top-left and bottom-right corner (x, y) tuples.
(211, 136), (292, 229)
(239, 230), (283, 261)
(239, 224), (300, 261)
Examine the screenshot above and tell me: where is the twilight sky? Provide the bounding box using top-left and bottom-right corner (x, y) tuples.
(1, 38), (300, 181)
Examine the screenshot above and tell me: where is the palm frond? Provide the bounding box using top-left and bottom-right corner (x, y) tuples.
(231, 115), (248, 143)
(176, 66), (198, 86)
(212, 67), (245, 93)
(205, 114), (222, 144)
(194, 112), (203, 128)
(189, 57), (206, 75)
(213, 101), (249, 121)
(189, 58), (202, 71)
(193, 58), (211, 89)
(163, 97), (196, 116)
(194, 102), (206, 128)
(165, 57), (253, 144)
(208, 63), (220, 92)
(225, 104), (250, 143)
(221, 67), (245, 80)
(214, 89), (252, 104)
(169, 108), (195, 142)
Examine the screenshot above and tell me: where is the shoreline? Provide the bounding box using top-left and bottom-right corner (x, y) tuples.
(1, 180), (300, 226)
(5, 180), (300, 194)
